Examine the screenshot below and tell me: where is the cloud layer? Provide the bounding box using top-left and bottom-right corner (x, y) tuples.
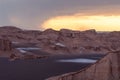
(42, 15), (120, 31)
(0, 0), (120, 30)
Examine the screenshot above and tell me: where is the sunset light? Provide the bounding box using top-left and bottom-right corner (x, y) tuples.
(42, 15), (120, 31)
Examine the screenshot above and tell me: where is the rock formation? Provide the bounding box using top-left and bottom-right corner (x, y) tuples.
(46, 51), (120, 80)
(9, 53), (48, 61)
(0, 38), (12, 51)
(0, 26), (120, 55)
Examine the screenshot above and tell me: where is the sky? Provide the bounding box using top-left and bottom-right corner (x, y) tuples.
(0, 0), (120, 31)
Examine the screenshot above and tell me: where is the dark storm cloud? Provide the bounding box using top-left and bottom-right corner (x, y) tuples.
(0, 0), (120, 30)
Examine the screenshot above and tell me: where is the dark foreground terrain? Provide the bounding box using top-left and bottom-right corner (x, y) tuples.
(0, 54), (105, 80)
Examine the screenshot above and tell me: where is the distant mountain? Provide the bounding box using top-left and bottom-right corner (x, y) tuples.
(0, 26), (22, 30)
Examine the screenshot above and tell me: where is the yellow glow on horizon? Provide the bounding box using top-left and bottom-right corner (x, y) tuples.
(41, 15), (120, 31)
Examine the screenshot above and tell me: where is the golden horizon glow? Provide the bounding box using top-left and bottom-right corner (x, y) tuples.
(41, 15), (120, 31)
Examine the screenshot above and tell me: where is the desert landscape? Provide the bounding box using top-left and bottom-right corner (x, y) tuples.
(0, 0), (120, 80)
(0, 26), (119, 80)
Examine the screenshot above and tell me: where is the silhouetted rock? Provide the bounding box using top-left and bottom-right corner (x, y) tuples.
(0, 26), (22, 30)
(83, 29), (96, 34)
(59, 29), (76, 38)
(43, 28), (58, 34)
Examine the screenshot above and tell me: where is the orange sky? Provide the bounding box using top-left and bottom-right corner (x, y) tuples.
(42, 14), (120, 31)
(1, 0), (120, 30)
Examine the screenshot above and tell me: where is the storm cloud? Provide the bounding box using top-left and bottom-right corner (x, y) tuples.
(0, 0), (120, 30)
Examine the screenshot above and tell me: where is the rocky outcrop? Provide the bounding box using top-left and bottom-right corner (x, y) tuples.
(0, 38), (12, 51)
(0, 26), (120, 55)
(82, 29), (96, 34)
(9, 53), (48, 61)
(46, 51), (120, 80)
